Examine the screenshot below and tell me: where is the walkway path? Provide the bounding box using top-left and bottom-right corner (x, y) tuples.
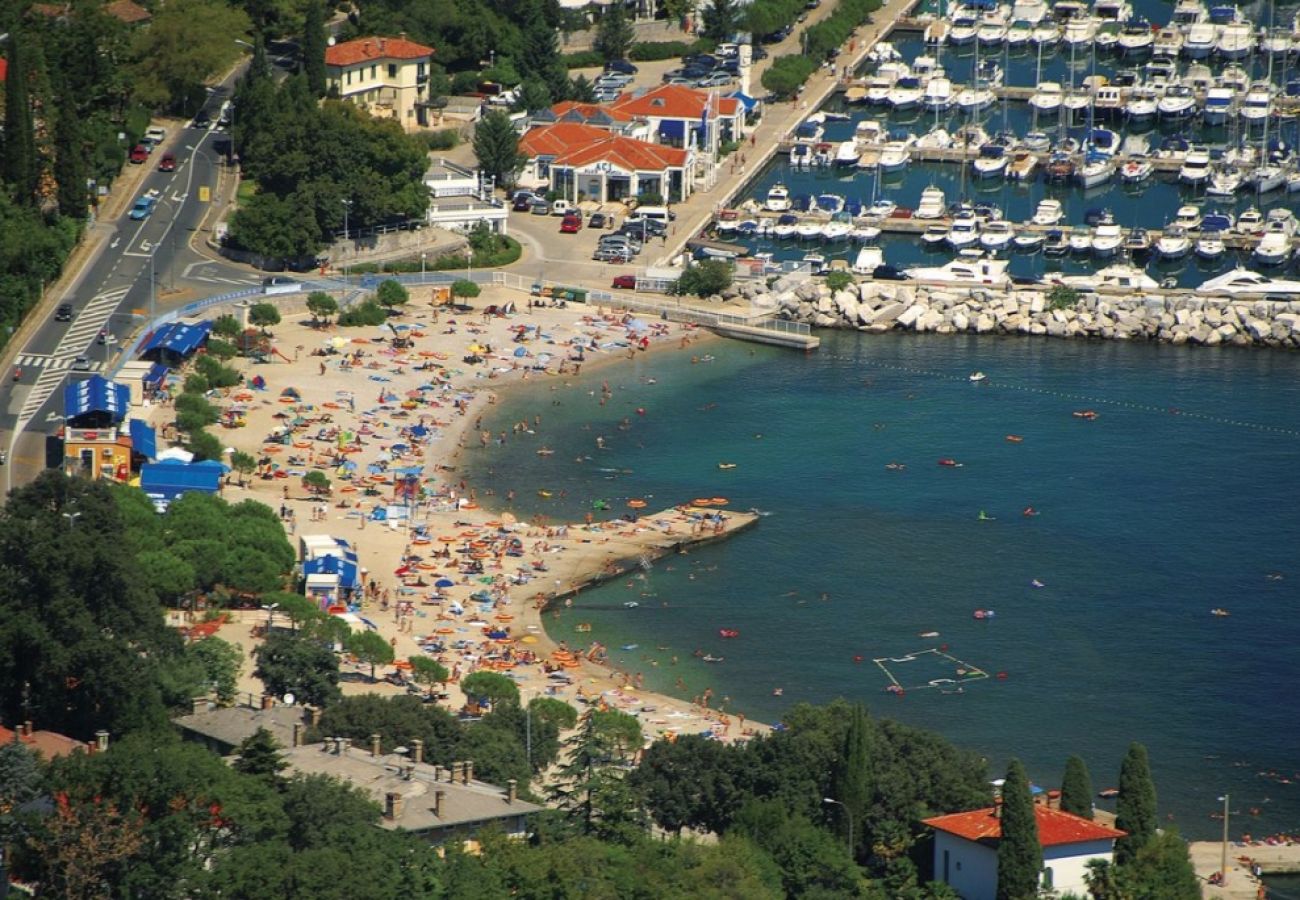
(1189, 840), (1300, 899)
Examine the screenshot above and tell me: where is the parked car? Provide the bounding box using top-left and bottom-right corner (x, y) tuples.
(592, 247), (633, 263)
(129, 145), (148, 164)
(530, 199), (550, 215)
(145, 126), (167, 144)
(550, 200), (573, 217)
(512, 193), (536, 212)
(695, 72), (735, 88)
(604, 59), (638, 75)
(55, 303), (74, 322)
(560, 215), (582, 234)
(262, 276), (302, 295)
(611, 274), (637, 289)
(158, 153), (177, 172)
(192, 110), (211, 128)
(588, 212), (610, 229)
(872, 265), (910, 281)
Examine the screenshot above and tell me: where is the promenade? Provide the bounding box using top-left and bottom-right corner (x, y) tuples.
(659, 0), (922, 266)
(1189, 840), (1300, 899)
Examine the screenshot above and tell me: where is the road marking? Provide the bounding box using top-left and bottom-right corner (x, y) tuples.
(110, 237), (120, 249)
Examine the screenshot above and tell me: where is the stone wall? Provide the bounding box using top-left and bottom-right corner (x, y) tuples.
(747, 277), (1300, 349)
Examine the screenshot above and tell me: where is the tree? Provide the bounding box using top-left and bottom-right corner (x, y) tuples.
(516, 78), (554, 114)
(305, 291), (338, 326)
(53, 73), (88, 218)
(233, 727), (288, 785)
(460, 671), (520, 709)
(451, 279), (481, 299)
(345, 630), (395, 682)
(302, 0), (328, 97)
(701, 0), (740, 43)
(996, 758), (1041, 900)
(187, 636), (244, 704)
(249, 302), (282, 333)
(23, 794), (146, 898)
(410, 657), (449, 697)
(1060, 755), (1094, 820)
(188, 429), (224, 463)
(1117, 828), (1200, 899)
(594, 3), (636, 62)
(549, 709), (641, 838)
(274, 593), (324, 634)
(230, 451), (257, 486)
(1115, 742), (1157, 865)
(762, 55), (817, 100)
(213, 314), (241, 338)
(673, 259), (733, 297)
(376, 279), (409, 310)
(129, 0), (250, 114)
(830, 703), (873, 859)
(302, 470), (331, 495)
(0, 740), (44, 852)
(568, 74), (596, 104)
(2, 32), (38, 204)
(473, 110), (525, 188)
(518, 0), (568, 101)
(254, 632), (341, 706)
(314, 695), (462, 763)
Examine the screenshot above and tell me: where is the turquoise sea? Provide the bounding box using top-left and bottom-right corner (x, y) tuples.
(465, 331), (1300, 841)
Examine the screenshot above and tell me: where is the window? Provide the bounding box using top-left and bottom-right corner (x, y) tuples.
(388, 63), (397, 78)
(1042, 867), (1054, 890)
(370, 65), (377, 79)
(346, 71), (352, 85)
(943, 850), (950, 881)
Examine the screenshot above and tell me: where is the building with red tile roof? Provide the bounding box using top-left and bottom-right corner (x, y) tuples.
(324, 35), (436, 131)
(103, 0), (151, 24)
(518, 123), (694, 204)
(923, 804), (1126, 900)
(0, 721), (91, 760)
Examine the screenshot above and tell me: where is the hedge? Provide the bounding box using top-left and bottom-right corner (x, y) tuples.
(761, 55), (817, 98)
(629, 38), (713, 61)
(346, 237), (522, 274)
(562, 50), (605, 69)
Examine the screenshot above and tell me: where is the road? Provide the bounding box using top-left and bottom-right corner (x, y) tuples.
(1, 93), (264, 493)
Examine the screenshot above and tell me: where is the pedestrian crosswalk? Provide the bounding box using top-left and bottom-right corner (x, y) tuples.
(17, 368), (70, 425)
(193, 275), (261, 286)
(12, 354), (105, 373)
(55, 287), (129, 356)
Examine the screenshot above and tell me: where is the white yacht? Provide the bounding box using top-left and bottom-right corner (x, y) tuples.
(822, 218), (854, 242)
(1011, 0), (1049, 25)
(979, 220), (1016, 252)
(972, 144), (1010, 178)
(946, 212), (982, 248)
(852, 244), (884, 275)
(764, 184), (791, 212)
(914, 126), (953, 150)
(1006, 19), (1033, 46)
(1094, 0), (1132, 25)
(1062, 16), (1100, 48)
(977, 16), (1009, 46)
(921, 223), (951, 246)
(1182, 22), (1216, 58)
(948, 14), (979, 45)
(905, 257), (1011, 285)
(1253, 230), (1292, 266)
(1030, 19), (1061, 44)
(1235, 207), (1264, 235)
(1197, 268), (1300, 295)
(915, 185), (948, 219)
(1215, 21), (1255, 60)
(1031, 198), (1064, 225)
(923, 76), (955, 111)
(1157, 83), (1197, 119)
(1238, 83), (1273, 125)
(1092, 215), (1125, 256)
(1206, 166), (1246, 196)
(1260, 28), (1293, 57)
(1219, 63), (1250, 94)
(1195, 232), (1226, 259)
(1077, 157), (1116, 189)
(887, 76), (925, 110)
(1124, 87), (1159, 120)
(1201, 86), (1235, 126)
(1155, 225), (1193, 258)
(1171, 0), (1207, 29)
(1058, 264), (1159, 291)
(1153, 26), (1183, 57)
(833, 141), (861, 167)
(795, 220), (825, 240)
(773, 214), (799, 239)
(1007, 151), (1038, 181)
(955, 83), (996, 112)
(1028, 82), (1063, 115)
(865, 61), (909, 104)
(878, 142), (911, 171)
(1252, 164), (1287, 195)
(1173, 205), (1203, 231)
(1178, 150), (1213, 185)
(1120, 155), (1155, 182)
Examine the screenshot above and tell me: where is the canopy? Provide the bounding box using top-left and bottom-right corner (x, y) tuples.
(140, 321), (211, 359)
(304, 553), (361, 589)
(659, 120), (686, 140)
(142, 363), (170, 387)
(140, 459), (222, 503)
(726, 91), (758, 111)
(64, 375), (130, 425)
(129, 419), (157, 460)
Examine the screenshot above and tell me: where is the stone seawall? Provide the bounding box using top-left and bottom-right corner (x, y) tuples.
(745, 277), (1300, 349)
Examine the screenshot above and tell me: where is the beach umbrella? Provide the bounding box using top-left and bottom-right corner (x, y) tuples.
(435, 578), (455, 588)
(627, 318), (649, 333)
(513, 347), (528, 358)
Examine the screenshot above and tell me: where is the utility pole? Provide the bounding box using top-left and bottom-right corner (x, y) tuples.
(1220, 793), (1230, 884)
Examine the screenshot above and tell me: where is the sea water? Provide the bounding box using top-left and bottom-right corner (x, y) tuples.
(465, 331), (1300, 840)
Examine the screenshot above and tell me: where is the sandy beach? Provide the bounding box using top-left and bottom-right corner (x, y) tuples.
(160, 286), (766, 747)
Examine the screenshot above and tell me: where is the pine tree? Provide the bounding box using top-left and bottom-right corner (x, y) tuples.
(830, 703), (873, 859)
(473, 110), (525, 188)
(302, 0), (328, 98)
(594, 2), (636, 63)
(996, 758), (1042, 900)
(1060, 754), (1094, 820)
(519, 0), (568, 102)
(52, 76), (87, 219)
(548, 709), (608, 834)
(1114, 742), (1157, 864)
(2, 32), (38, 204)
(233, 727), (288, 785)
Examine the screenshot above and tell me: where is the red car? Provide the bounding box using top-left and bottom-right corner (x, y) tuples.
(559, 215), (582, 234)
(129, 145), (148, 164)
(158, 153), (177, 172)
(611, 274), (636, 289)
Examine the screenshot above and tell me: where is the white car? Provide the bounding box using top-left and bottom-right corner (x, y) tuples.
(262, 276), (301, 296)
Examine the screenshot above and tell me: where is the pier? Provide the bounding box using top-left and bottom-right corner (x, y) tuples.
(1189, 840), (1300, 899)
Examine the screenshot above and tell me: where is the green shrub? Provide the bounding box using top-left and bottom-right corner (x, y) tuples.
(629, 39), (712, 61)
(806, 0), (882, 60)
(451, 279), (481, 298)
(825, 271), (854, 292)
(206, 338), (237, 360)
(672, 259), (733, 297)
(1048, 285), (1080, 310)
(338, 299), (388, 327)
(762, 55), (818, 98)
(562, 50), (605, 69)
(184, 373), (210, 395)
(212, 315), (241, 338)
(421, 129), (460, 151)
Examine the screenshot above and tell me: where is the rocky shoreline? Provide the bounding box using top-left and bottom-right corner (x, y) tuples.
(741, 277), (1300, 349)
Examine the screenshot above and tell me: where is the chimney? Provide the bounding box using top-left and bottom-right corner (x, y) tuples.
(22, 720), (33, 737)
(292, 723), (304, 748)
(411, 738), (424, 764)
(95, 730), (109, 752)
(260, 693), (274, 711)
(378, 38), (387, 53)
(449, 761), (461, 783)
(403, 764), (415, 781)
(463, 761), (473, 784)
(370, 733), (382, 757)
(384, 791), (405, 820)
(191, 697), (207, 716)
(433, 790), (446, 818)
(506, 779), (517, 804)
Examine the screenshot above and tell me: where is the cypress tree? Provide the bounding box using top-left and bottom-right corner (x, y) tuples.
(302, 0), (327, 98)
(52, 75), (87, 219)
(2, 33), (38, 204)
(1114, 742), (1158, 864)
(996, 758), (1042, 900)
(1060, 755), (1094, 820)
(831, 703), (874, 859)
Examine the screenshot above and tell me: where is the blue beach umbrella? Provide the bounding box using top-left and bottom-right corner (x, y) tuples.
(435, 578), (455, 588)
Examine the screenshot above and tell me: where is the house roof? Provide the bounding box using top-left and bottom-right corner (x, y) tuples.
(549, 101), (633, 126)
(103, 0), (150, 23)
(281, 743), (543, 833)
(610, 84), (740, 121)
(924, 805), (1127, 848)
(0, 724), (86, 760)
(520, 123), (688, 172)
(173, 702), (308, 752)
(325, 35), (434, 68)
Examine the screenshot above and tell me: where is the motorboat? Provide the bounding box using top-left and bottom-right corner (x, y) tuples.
(1068, 227), (1094, 254)
(1157, 83), (1197, 119)
(1124, 87), (1159, 120)
(1022, 131), (1051, 152)
(773, 213), (799, 239)
(1155, 224), (1193, 258)
(1252, 231), (1292, 266)
(802, 251), (827, 275)
(1062, 15), (1099, 47)
(921, 223), (952, 247)
(1260, 28), (1293, 56)
(1030, 19), (1061, 45)
(1006, 152), (1038, 181)
(1197, 267), (1300, 295)
(1058, 263), (1159, 290)
(1235, 207), (1264, 235)
(1031, 198), (1064, 225)
(1077, 156), (1116, 189)
(1006, 18), (1033, 46)
(1252, 164), (1287, 195)
(764, 183), (791, 212)
(1182, 22), (1216, 58)
(1201, 86), (1235, 126)
(915, 126), (953, 150)
(905, 257), (1011, 285)
(1095, 21), (1122, 53)
(954, 83), (996, 112)
(1120, 155), (1154, 183)
(1153, 25), (1183, 57)
(855, 118), (886, 143)
(915, 185), (948, 219)
(865, 62), (908, 104)
(1043, 229), (1070, 256)
(887, 76), (925, 110)
(1195, 233), (1226, 259)
(1238, 83), (1273, 126)
(789, 143), (812, 169)
(946, 212), (982, 249)
(1201, 210), (1234, 233)
(822, 217), (853, 242)
(1215, 21), (1255, 60)
(1265, 208), (1296, 237)
(793, 119), (824, 143)
(1094, 0), (1132, 25)
(1083, 128), (1121, 158)
(1171, 0), (1207, 29)
(1173, 205), (1203, 231)
(972, 143), (1010, 178)
(795, 220), (825, 240)
(833, 141), (861, 168)
(1206, 166), (1246, 196)
(1028, 81), (1063, 115)
(1219, 63), (1250, 94)
(866, 199), (897, 218)
(1117, 18), (1154, 54)
(1013, 230), (1045, 251)
(1092, 214), (1124, 256)
(979, 220), (1016, 252)
(1044, 153), (1076, 183)
(816, 193), (846, 215)
(1124, 228), (1152, 256)
(977, 17), (1009, 46)
(852, 244), (884, 275)
(948, 14), (979, 45)
(1178, 150), (1212, 184)
(923, 76), (955, 111)
(852, 220), (883, 242)
(877, 142), (911, 171)
(867, 39), (902, 65)
(1094, 86), (1125, 118)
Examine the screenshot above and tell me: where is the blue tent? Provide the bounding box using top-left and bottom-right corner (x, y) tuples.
(129, 419), (157, 460)
(64, 375), (130, 426)
(304, 553), (361, 590)
(140, 459), (222, 506)
(140, 321), (211, 361)
(143, 363), (170, 387)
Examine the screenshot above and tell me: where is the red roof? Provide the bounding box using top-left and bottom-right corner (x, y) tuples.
(0, 723), (86, 760)
(923, 806), (1126, 848)
(550, 101), (633, 123)
(520, 123), (688, 172)
(325, 35), (434, 68)
(104, 0), (150, 23)
(610, 84), (740, 121)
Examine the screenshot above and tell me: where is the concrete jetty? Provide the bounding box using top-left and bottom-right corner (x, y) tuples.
(1189, 840), (1300, 899)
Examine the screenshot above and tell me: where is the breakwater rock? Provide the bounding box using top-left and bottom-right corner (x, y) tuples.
(756, 278), (1300, 349)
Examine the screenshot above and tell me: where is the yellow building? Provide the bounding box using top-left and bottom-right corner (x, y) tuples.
(61, 375), (155, 482)
(325, 35), (436, 131)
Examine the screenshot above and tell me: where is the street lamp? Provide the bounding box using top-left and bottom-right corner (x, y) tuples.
(823, 798), (853, 857)
(421, 252), (427, 282)
(101, 334), (118, 368)
(263, 602), (280, 632)
(1219, 794), (1230, 884)
(342, 198), (352, 241)
(62, 511), (82, 529)
(467, 248), (473, 285)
